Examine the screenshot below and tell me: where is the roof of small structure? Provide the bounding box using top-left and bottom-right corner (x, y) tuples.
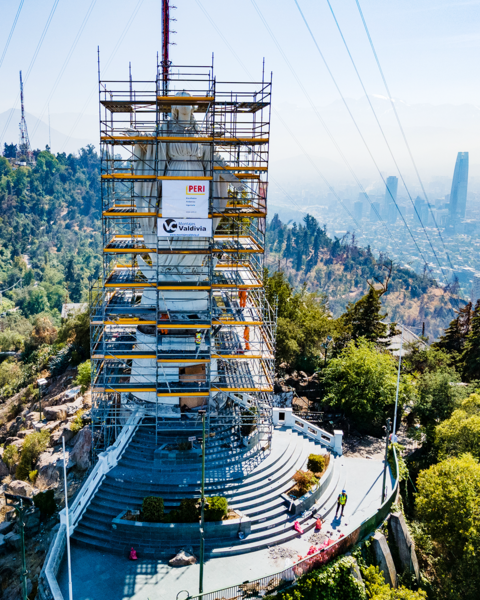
(387, 325), (427, 356)
(61, 303), (88, 319)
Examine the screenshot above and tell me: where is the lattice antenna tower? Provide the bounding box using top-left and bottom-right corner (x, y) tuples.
(17, 70), (33, 164)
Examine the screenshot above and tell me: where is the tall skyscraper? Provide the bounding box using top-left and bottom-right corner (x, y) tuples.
(414, 196), (429, 227)
(449, 152), (469, 221)
(384, 176), (398, 224)
(353, 201), (363, 221)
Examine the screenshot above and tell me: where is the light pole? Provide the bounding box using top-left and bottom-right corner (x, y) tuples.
(198, 409), (206, 595)
(392, 325), (403, 439)
(4, 492), (35, 600)
(381, 418), (391, 504)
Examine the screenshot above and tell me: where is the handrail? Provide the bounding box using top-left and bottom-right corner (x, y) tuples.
(59, 407), (143, 531)
(272, 408), (342, 455)
(187, 448), (399, 600)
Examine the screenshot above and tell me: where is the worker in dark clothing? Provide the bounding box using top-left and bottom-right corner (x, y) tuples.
(335, 490), (347, 518)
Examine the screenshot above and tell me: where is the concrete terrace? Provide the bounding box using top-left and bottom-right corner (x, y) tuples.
(58, 456), (393, 600)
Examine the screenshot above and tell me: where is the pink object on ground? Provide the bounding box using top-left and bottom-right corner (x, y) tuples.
(129, 547), (138, 560)
(294, 521), (304, 534)
(307, 546), (318, 555)
(315, 518), (322, 530)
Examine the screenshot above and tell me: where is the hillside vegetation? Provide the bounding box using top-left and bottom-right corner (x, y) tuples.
(266, 214), (463, 341)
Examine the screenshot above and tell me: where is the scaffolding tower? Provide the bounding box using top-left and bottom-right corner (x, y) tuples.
(90, 58), (275, 451)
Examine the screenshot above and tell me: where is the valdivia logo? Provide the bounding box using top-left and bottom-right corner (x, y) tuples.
(163, 218), (178, 233)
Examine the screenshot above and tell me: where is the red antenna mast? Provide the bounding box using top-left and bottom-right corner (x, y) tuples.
(162, 0), (170, 95)
(161, 0), (176, 95)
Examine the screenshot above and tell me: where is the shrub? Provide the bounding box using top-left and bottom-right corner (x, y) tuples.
(177, 440), (191, 452)
(29, 470), (38, 483)
(33, 490), (57, 519)
(16, 430), (50, 481)
(3, 444), (20, 470)
(74, 360), (91, 393)
(204, 496), (228, 522)
(292, 470), (319, 496)
(178, 498), (199, 523)
(142, 496), (164, 522)
(70, 409), (85, 434)
(307, 453), (327, 475)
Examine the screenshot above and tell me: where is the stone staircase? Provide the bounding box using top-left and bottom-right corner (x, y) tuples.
(72, 418), (344, 558)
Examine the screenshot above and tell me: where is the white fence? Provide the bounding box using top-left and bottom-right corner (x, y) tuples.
(272, 408), (343, 455)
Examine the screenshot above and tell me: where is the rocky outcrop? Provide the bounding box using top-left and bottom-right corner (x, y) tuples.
(8, 479), (34, 497)
(169, 549), (197, 566)
(389, 512), (420, 582)
(70, 427), (92, 470)
(372, 531), (397, 588)
(44, 405), (68, 422)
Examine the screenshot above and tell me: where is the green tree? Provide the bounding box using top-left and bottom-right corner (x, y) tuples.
(265, 271), (334, 370)
(415, 454), (480, 600)
(22, 287), (50, 316)
(435, 393), (480, 460)
(434, 301), (473, 356)
(338, 286), (398, 349)
(461, 300), (480, 382)
(414, 368), (471, 443)
(74, 360), (91, 393)
(322, 339), (413, 433)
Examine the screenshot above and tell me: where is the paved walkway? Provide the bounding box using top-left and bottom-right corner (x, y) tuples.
(58, 457), (393, 599)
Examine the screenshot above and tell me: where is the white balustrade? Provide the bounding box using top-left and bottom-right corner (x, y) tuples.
(272, 408), (343, 455)
(60, 408), (143, 531)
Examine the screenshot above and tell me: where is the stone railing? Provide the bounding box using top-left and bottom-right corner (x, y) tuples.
(38, 408), (143, 600)
(59, 407), (143, 531)
(37, 525), (67, 600)
(272, 408), (343, 455)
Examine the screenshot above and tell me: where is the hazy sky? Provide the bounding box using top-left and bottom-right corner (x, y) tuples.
(0, 0), (479, 188)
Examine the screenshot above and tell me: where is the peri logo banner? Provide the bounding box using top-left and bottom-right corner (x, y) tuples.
(158, 218), (212, 238)
(162, 180), (210, 218)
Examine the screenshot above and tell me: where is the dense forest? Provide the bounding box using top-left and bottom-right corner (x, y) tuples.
(266, 214), (463, 341)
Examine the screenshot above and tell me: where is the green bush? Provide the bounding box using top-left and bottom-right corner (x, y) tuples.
(16, 430), (50, 481)
(33, 490), (57, 519)
(3, 444), (20, 470)
(74, 360), (91, 393)
(292, 470), (319, 496)
(307, 453), (327, 474)
(204, 496), (228, 522)
(142, 496), (164, 523)
(70, 409), (85, 434)
(178, 498), (199, 523)
(29, 470), (38, 483)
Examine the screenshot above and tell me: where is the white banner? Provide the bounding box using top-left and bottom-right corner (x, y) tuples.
(162, 180), (210, 218)
(158, 218), (212, 237)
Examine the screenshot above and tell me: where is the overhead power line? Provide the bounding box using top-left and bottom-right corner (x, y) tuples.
(250, 0), (416, 264)
(30, 0), (98, 144)
(291, 0), (436, 277)
(0, 0), (24, 70)
(324, 0), (451, 286)
(0, 0), (61, 147)
(195, 0), (360, 229)
(59, 0), (145, 153)
(353, 0), (456, 276)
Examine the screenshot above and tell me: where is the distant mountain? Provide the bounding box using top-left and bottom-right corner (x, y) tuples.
(0, 109), (96, 155)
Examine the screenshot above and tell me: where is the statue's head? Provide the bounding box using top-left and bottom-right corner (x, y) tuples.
(172, 91), (196, 124)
